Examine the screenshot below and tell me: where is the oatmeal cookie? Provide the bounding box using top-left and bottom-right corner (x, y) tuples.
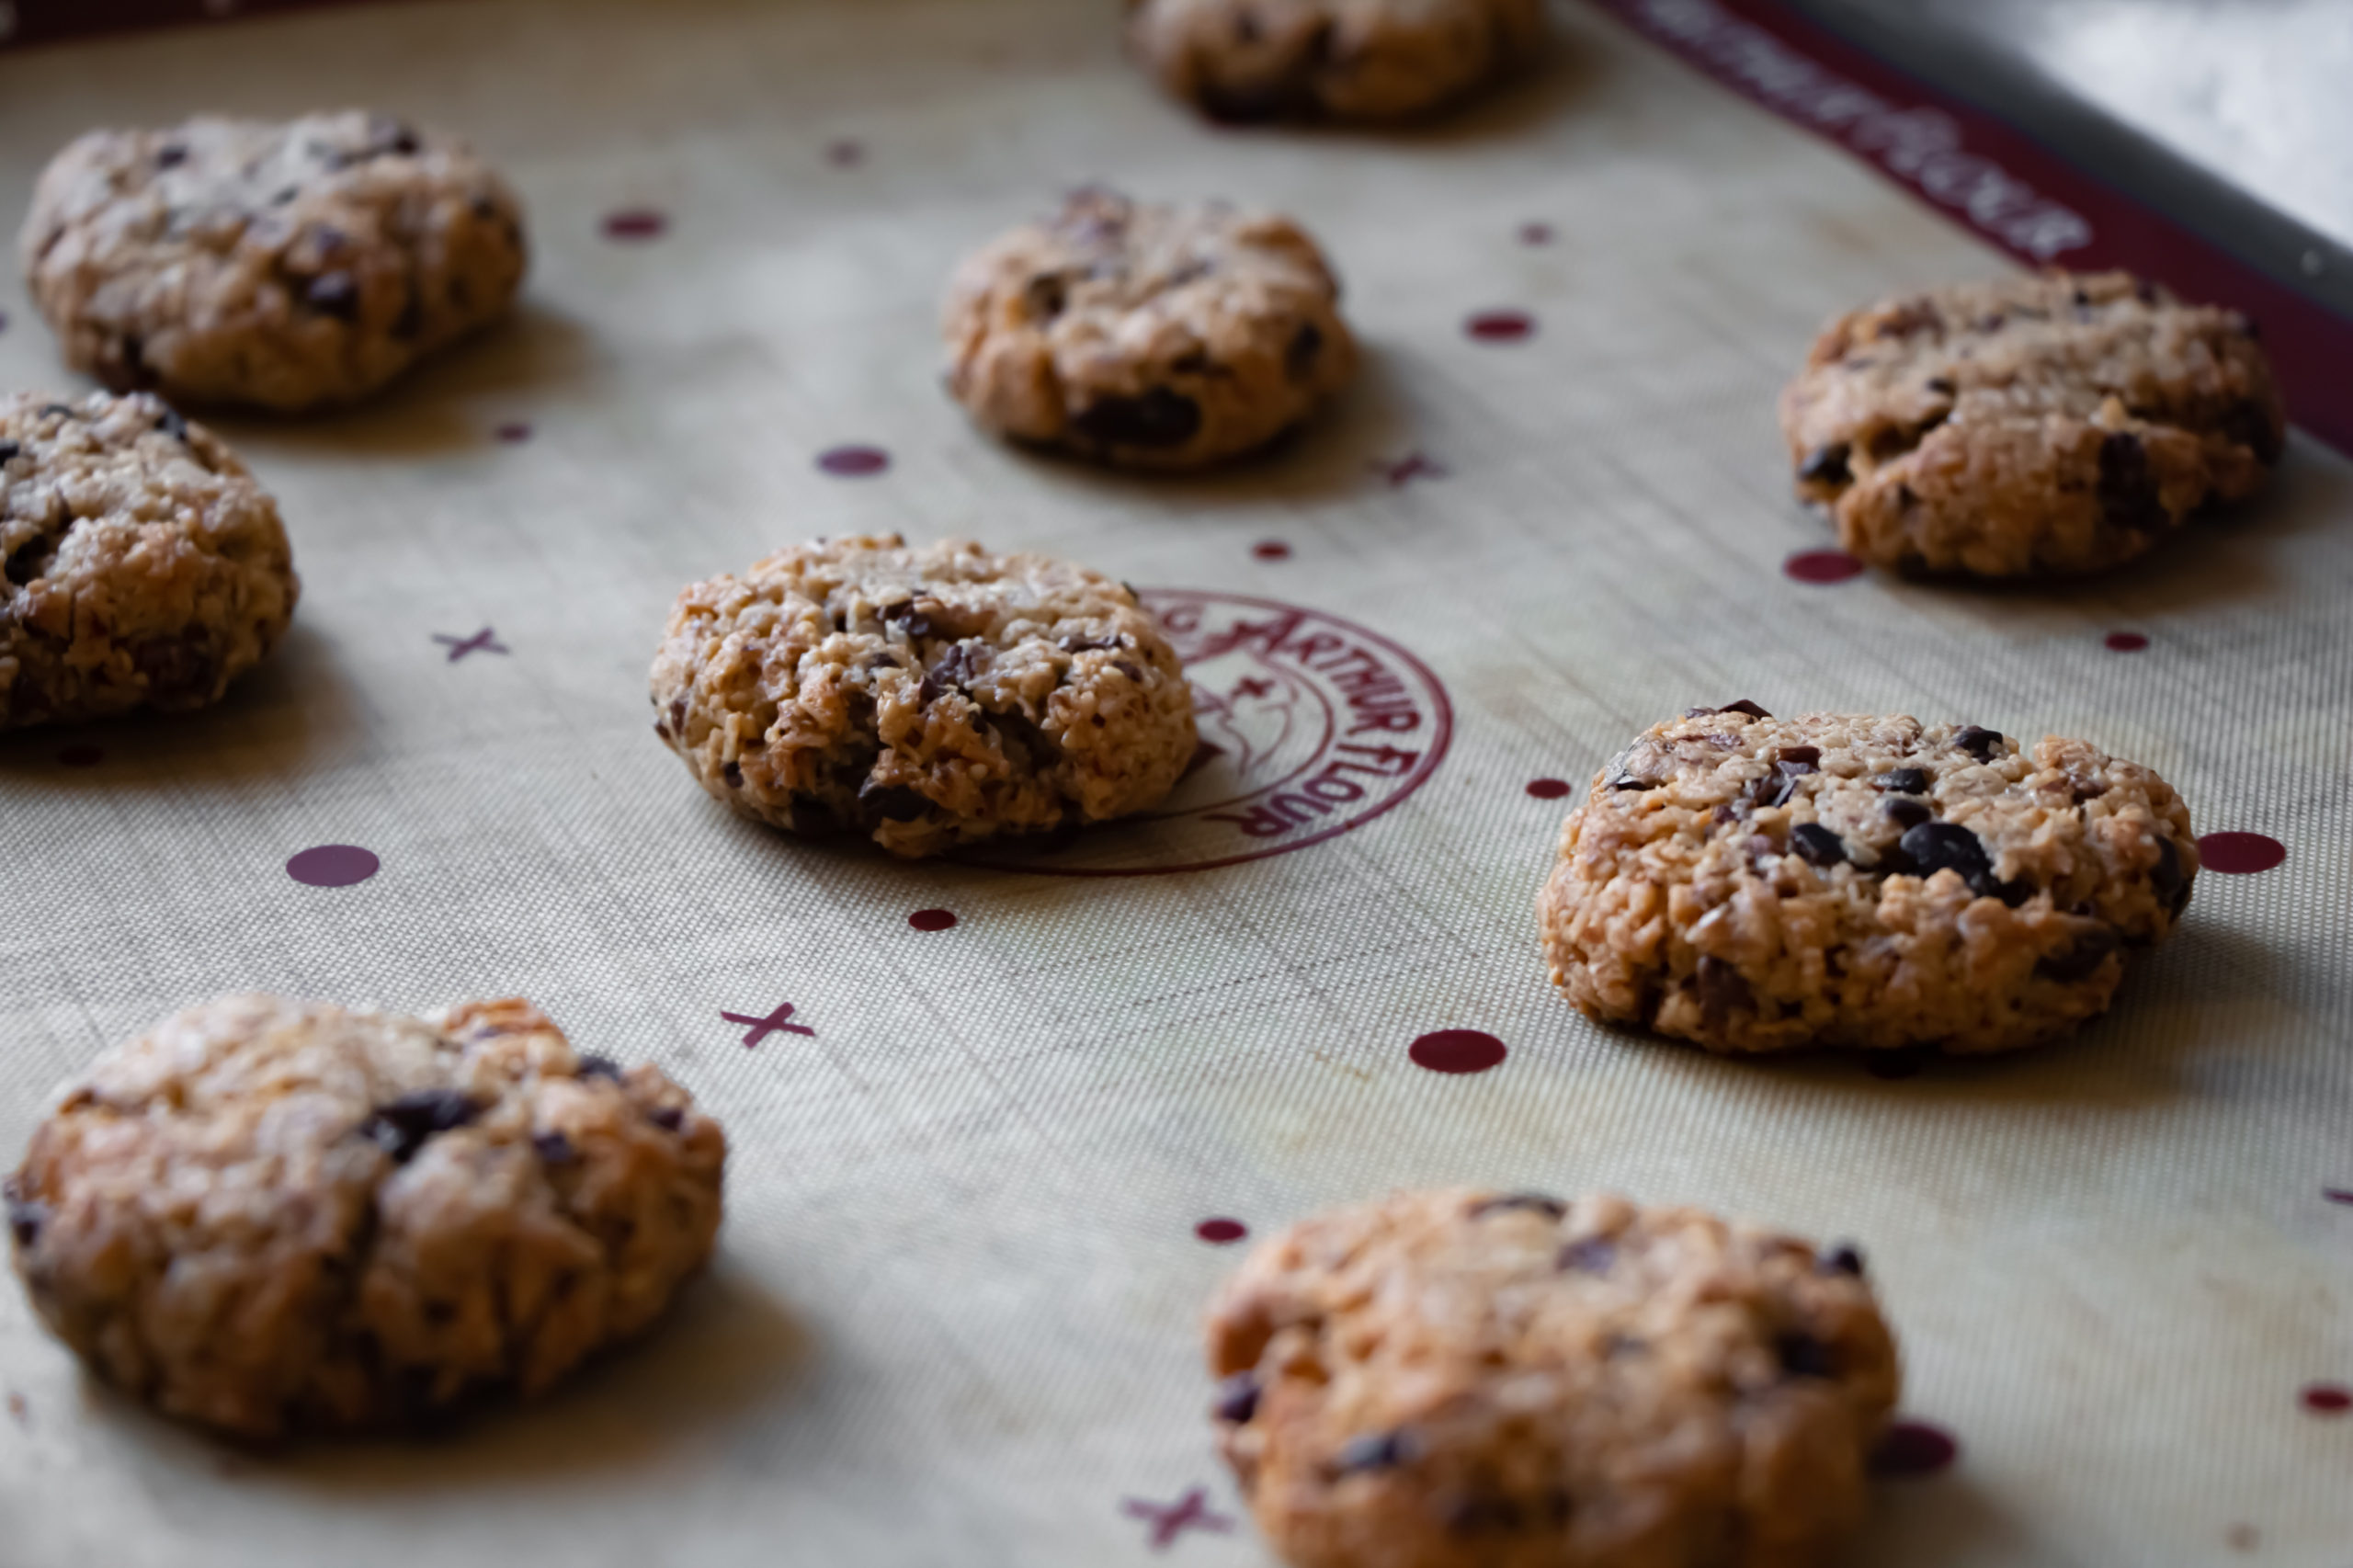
(943, 188), (1355, 469)
(1207, 1187), (1900, 1568)
(6, 994), (724, 1438)
(650, 534), (1198, 857)
(1538, 704), (2199, 1054)
(1129, 0), (1546, 122)
(1779, 270), (2282, 576)
(0, 391), (296, 729)
(21, 110), (528, 412)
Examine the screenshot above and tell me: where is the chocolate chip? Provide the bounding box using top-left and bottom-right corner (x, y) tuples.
(1557, 1237), (1616, 1273)
(1951, 726), (2004, 763)
(858, 780), (931, 822)
(1877, 767), (1927, 793)
(722, 761), (744, 789)
(0, 441), (18, 464)
(2150, 835), (2188, 915)
(304, 270), (361, 321)
(156, 142), (188, 168)
(1471, 1192), (1565, 1221)
(367, 115), (422, 157)
(1716, 699), (1770, 720)
(920, 642), (981, 705)
(6, 533), (60, 587)
(2034, 926), (2121, 983)
(1213, 1372), (1260, 1425)
(1776, 1331), (1838, 1379)
(1820, 1244), (1866, 1278)
(1897, 821), (1995, 892)
(1882, 796), (1932, 832)
(2097, 431), (2167, 532)
(1609, 775), (1656, 793)
(155, 407), (188, 442)
(1789, 823), (1846, 868)
(880, 598), (934, 638)
(1776, 745), (1821, 769)
(647, 1106), (686, 1133)
(575, 1053), (623, 1081)
(1797, 443), (1850, 486)
(2219, 398), (2284, 466)
(1022, 273), (1068, 320)
(132, 634), (216, 700)
(531, 1131), (578, 1165)
(1695, 955), (1751, 1026)
(362, 1090), (481, 1164)
(1286, 322), (1323, 380)
(1333, 1429), (1414, 1474)
(1071, 387), (1202, 449)
(1925, 376), (1955, 394)
(1057, 633), (1120, 653)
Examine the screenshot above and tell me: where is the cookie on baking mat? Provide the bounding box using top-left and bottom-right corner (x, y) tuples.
(0, 392), (297, 730)
(651, 533), (1198, 858)
(943, 187), (1356, 469)
(20, 111), (527, 412)
(1779, 270), (2282, 577)
(5, 994), (724, 1438)
(1128, 0), (1546, 122)
(1206, 1187), (1900, 1568)
(1539, 704), (2198, 1055)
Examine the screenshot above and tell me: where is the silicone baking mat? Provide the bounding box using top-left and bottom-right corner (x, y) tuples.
(1, 3), (2348, 1564)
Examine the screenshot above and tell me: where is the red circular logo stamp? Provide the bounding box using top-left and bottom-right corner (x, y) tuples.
(964, 591), (1453, 877)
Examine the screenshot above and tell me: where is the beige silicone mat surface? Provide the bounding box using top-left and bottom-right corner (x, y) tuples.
(1, 2), (2349, 1564)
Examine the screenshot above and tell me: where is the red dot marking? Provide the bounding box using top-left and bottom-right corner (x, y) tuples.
(1251, 540), (1291, 562)
(817, 445), (890, 477)
(1465, 309), (1534, 343)
(1526, 778), (1572, 800)
(1871, 1420), (1960, 1477)
(825, 138), (865, 166)
(2105, 631), (2148, 652)
(2325, 1187), (2353, 1206)
(55, 744), (103, 767)
(1194, 1218), (1247, 1244)
(1518, 222), (1554, 245)
(602, 208), (668, 242)
(494, 421), (531, 444)
(1785, 549), (1866, 585)
(1409, 1029), (1506, 1074)
(908, 908), (957, 932)
(2301, 1382), (2351, 1415)
(286, 845), (380, 888)
(2199, 831), (2285, 874)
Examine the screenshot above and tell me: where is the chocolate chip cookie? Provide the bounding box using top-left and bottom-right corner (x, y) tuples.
(1538, 705), (2199, 1055)
(942, 188), (1356, 469)
(6, 994), (724, 1439)
(1779, 270), (2282, 576)
(650, 533), (1198, 857)
(21, 110), (528, 412)
(1129, 0), (1546, 122)
(1206, 1188), (1901, 1568)
(0, 391), (297, 730)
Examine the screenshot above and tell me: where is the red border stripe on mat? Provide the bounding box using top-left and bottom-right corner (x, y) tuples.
(1584, 0), (2353, 458)
(0, 1), (392, 50)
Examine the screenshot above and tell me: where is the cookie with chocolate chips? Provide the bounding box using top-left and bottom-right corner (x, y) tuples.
(0, 391), (297, 729)
(21, 110), (527, 412)
(942, 188), (1356, 469)
(1779, 270), (2282, 576)
(5, 995), (724, 1438)
(1539, 705), (2199, 1054)
(1206, 1187), (1900, 1568)
(1129, 0), (1546, 122)
(649, 533), (1198, 857)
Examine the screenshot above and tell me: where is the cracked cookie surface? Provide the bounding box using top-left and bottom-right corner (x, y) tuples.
(0, 391), (297, 730)
(22, 110), (527, 412)
(1206, 1187), (1900, 1568)
(1778, 270), (2281, 576)
(943, 188), (1356, 469)
(1129, 0), (1545, 121)
(5, 994), (725, 1438)
(650, 534), (1198, 857)
(1538, 704), (2199, 1054)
